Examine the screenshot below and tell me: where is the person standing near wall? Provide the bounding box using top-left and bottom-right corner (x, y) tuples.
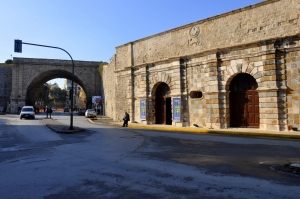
(122, 111), (130, 127)
(48, 107), (53, 118)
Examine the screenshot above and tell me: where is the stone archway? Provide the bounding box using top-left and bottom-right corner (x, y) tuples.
(230, 73), (259, 128)
(10, 58), (102, 113)
(154, 82), (172, 125)
(25, 69), (87, 106)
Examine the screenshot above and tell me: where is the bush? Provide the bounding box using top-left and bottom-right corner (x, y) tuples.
(5, 59), (13, 64)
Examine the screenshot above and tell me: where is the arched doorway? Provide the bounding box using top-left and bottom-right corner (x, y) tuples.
(155, 83), (172, 125)
(230, 73), (259, 128)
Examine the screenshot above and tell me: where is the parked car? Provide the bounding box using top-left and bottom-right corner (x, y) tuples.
(64, 107), (69, 112)
(78, 109), (86, 116)
(51, 108), (56, 112)
(20, 106), (35, 119)
(85, 109), (97, 118)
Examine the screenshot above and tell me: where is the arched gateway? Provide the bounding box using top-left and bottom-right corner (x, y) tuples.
(230, 73), (259, 128)
(10, 58), (102, 113)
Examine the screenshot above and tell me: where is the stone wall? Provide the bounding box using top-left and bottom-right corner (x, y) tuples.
(115, 0), (299, 69)
(286, 41), (300, 129)
(10, 58), (101, 113)
(103, 56), (116, 120)
(104, 0), (300, 131)
(0, 65), (12, 111)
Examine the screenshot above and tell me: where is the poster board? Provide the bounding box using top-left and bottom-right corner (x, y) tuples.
(173, 98), (181, 122)
(140, 99), (146, 120)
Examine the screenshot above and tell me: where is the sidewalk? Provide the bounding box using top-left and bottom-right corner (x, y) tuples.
(41, 116), (300, 139)
(88, 116), (300, 139)
(42, 118), (83, 134)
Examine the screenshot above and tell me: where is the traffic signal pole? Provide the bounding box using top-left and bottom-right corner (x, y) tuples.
(14, 40), (75, 130)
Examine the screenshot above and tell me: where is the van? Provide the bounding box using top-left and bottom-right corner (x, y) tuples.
(20, 106), (35, 119)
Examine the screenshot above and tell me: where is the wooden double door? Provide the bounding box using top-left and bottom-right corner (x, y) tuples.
(230, 74), (259, 128)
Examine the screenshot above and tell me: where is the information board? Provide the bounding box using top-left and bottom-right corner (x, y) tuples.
(140, 99), (146, 120)
(173, 98), (181, 122)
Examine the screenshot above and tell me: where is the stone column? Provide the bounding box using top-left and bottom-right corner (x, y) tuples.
(258, 47), (288, 131)
(10, 60), (25, 113)
(170, 58), (187, 126)
(204, 53), (223, 129)
(127, 42), (134, 122)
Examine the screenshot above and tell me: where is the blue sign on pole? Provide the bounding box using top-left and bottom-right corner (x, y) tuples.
(140, 99), (146, 120)
(173, 98), (181, 122)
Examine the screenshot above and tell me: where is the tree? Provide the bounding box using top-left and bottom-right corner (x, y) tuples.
(98, 62), (108, 76)
(36, 84), (52, 107)
(49, 86), (67, 108)
(5, 59), (13, 64)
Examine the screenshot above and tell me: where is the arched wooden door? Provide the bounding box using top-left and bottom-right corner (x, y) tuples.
(155, 83), (172, 125)
(230, 74), (259, 128)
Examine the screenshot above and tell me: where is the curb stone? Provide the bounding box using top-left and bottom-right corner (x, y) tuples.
(88, 118), (300, 139)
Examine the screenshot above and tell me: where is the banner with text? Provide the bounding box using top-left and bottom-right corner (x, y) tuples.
(173, 98), (181, 122)
(140, 99), (146, 120)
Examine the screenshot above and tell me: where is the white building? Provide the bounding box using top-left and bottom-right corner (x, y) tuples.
(63, 79), (82, 109)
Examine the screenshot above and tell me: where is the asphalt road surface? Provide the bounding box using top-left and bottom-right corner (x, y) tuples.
(0, 112), (299, 199)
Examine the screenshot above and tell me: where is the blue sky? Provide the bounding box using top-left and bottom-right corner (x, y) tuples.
(1, 0), (262, 88)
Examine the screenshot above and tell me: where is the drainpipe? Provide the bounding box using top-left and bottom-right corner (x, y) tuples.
(185, 57), (189, 126)
(283, 46), (288, 130)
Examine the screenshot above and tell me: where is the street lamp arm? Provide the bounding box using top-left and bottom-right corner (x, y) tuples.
(18, 41), (75, 130)
(22, 42), (74, 61)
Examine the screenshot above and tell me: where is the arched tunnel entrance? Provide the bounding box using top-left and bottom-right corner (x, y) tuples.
(25, 70), (90, 109)
(10, 57), (102, 114)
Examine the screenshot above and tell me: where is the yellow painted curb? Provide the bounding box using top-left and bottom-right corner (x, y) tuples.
(88, 119), (300, 139)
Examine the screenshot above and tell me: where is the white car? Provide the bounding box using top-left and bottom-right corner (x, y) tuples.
(20, 106), (35, 119)
(85, 109), (97, 118)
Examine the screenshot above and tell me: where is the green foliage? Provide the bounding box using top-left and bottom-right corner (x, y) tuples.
(35, 84), (67, 108)
(5, 59), (13, 64)
(0, 59), (13, 65)
(98, 62), (108, 76)
(49, 86), (67, 107)
(36, 84), (51, 106)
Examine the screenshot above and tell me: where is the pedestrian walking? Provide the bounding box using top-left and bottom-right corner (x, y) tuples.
(45, 106), (48, 118)
(122, 111), (130, 127)
(48, 107), (53, 118)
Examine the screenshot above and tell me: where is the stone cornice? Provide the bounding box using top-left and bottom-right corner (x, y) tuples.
(116, 0), (281, 49)
(13, 57), (102, 67)
(115, 33), (300, 71)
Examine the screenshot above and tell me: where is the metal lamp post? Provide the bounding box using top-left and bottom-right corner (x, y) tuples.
(14, 39), (75, 130)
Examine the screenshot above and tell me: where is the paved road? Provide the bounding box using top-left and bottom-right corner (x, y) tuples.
(0, 112), (299, 199)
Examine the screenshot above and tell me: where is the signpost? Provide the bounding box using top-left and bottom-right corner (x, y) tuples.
(92, 96), (104, 116)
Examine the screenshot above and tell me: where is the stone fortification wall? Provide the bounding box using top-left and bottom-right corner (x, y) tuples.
(13, 57), (101, 67)
(103, 56), (116, 120)
(104, 0), (300, 131)
(116, 0), (299, 68)
(103, 55), (132, 121)
(0, 65), (12, 109)
(10, 58), (101, 113)
(185, 36), (300, 130)
(117, 70), (132, 121)
(285, 43), (300, 129)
